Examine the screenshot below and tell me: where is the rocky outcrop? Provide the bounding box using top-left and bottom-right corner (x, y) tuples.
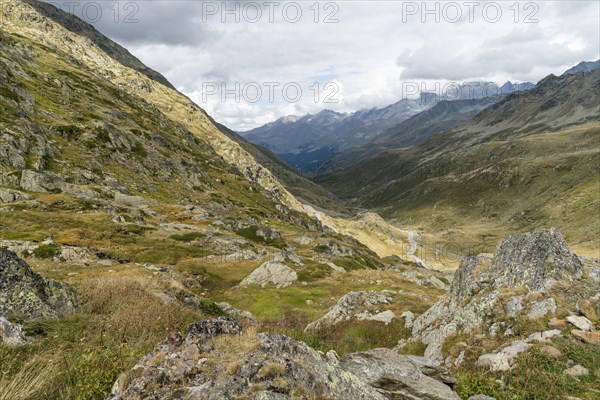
(410, 228), (584, 363)
(306, 291), (396, 331)
(340, 348), (460, 400)
(0, 250), (79, 319)
(239, 262), (298, 288)
(110, 317), (387, 400)
(111, 318), (461, 400)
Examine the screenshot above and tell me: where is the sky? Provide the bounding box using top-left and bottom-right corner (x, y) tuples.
(45, 1), (600, 131)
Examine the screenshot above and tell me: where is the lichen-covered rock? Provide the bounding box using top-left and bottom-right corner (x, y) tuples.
(239, 262), (298, 288)
(340, 348), (460, 399)
(110, 317), (387, 400)
(305, 291), (396, 331)
(491, 228), (583, 290)
(411, 228), (584, 363)
(0, 250), (79, 319)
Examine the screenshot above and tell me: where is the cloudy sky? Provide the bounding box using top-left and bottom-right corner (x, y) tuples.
(48, 1), (600, 130)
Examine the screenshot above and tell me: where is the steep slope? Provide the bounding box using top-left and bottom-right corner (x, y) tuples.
(318, 70), (600, 254)
(21, 0), (175, 89)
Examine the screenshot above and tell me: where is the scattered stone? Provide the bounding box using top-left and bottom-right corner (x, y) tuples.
(548, 318), (569, 330)
(296, 235), (314, 245)
(324, 261), (346, 273)
(477, 330), (561, 373)
(564, 365), (589, 377)
(239, 262), (298, 289)
(114, 192), (151, 208)
(477, 340), (532, 372)
(0, 316), (25, 344)
(571, 330), (600, 345)
(356, 310), (395, 325)
(527, 330), (561, 342)
(527, 298), (556, 320)
(306, 299), (314, 305)
(468, 396), (497, 400)
(0, 250), (79, 319)
(577, 299), (598, 321)
(540, 345), (562, 358)
(566, 316), (594, 331)
(215, 302), (256, 322)
(401, 311), (415, 329)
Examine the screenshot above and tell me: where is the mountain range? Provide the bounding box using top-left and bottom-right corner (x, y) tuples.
(241, 81), (534, 175)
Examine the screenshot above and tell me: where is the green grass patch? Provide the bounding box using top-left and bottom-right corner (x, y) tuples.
(169, 232), (206, 242)
(33, 244), (61, 259)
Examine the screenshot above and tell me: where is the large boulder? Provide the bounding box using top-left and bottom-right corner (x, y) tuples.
(239, 262), (298, 288)
(0, 250), (79, 319)
(409, 228), (585, 363)
(340, 348), (460, 400)
(110, 317), (387, 400)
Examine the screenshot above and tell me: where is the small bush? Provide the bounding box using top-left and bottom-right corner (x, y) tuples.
(55, 125), (83, 140)
(33, 244), (61, 259)
(131, 141), (147, 158)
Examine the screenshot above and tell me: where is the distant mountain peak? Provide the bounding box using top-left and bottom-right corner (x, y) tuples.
(563, 60), (600, 76)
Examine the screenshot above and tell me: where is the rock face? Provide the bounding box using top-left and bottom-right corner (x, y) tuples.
(110, 317), (387, 400)
(0, 250), (79, 319)
(306, 291), (396, 331)
(239, 262), (298, 288)
(340, 348), (460, 400)
(410, 228), (583, 363)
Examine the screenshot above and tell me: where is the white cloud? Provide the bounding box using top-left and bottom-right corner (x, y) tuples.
(47, 1), (600, 131)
